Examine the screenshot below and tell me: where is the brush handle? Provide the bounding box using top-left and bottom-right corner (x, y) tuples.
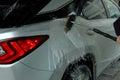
(93, 28), (117, 41)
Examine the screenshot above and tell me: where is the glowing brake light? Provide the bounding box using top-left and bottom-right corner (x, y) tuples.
(0, 35), (49, 64)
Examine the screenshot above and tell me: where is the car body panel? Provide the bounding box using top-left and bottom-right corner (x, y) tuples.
(74, 17), (120, 76)
(0, 0), (120, 80)
(0, 62), (53, 80)
(0, 17), (120, 80)
(0, 18), (86, 80)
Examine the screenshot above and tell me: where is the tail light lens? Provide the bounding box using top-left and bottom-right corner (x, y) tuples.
(0, 35), (49, 64)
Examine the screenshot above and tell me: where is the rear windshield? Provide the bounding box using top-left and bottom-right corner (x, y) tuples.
(0, 0), (16, 5)
(0, 0), (88, 27)
(0, 0), (51, 28)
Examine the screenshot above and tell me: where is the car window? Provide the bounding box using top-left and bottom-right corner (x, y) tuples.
(82, 0), (107, 19)
(103, 0), (120, 18)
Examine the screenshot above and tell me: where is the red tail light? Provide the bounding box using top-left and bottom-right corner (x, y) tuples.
(0, 35), (49, 64)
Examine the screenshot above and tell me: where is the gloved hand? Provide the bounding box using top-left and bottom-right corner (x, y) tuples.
(116, 36), (120, 44)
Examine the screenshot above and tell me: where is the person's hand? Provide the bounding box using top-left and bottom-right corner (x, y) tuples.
(116, 36), (120, 44)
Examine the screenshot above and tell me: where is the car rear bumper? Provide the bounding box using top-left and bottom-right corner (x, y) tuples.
(0, 61), (53, 80)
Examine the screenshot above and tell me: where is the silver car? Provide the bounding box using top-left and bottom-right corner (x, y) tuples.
(0, 0), (120, 80)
